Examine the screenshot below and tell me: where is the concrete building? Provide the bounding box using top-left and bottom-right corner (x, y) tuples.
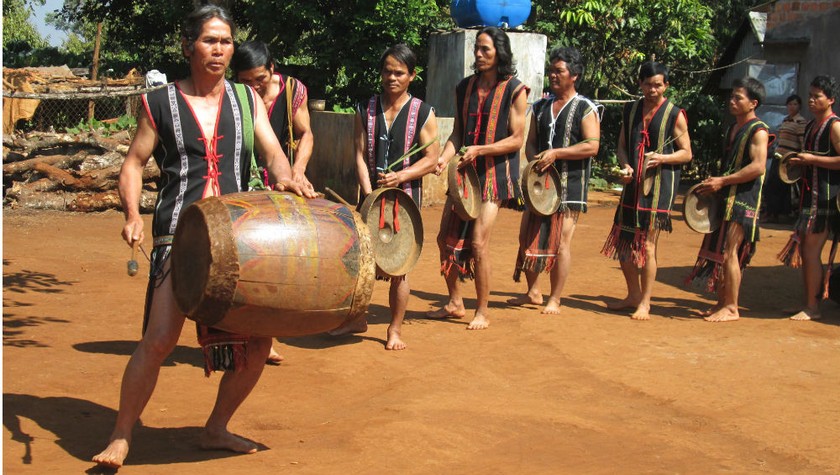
(713, 0), (840, 129)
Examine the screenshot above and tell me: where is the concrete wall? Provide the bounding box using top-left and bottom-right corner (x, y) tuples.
(764, 7), (840, 99)
(307, 111), (453, 207)
(426, 29), (547, 117)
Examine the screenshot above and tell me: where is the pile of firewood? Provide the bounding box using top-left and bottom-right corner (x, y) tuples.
(3, 130), (159, 212)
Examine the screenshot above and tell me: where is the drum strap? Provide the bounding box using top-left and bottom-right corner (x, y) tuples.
(234, 83), (265, 191)
(285, 76), (296, 165)
(153, 235), (174, 247)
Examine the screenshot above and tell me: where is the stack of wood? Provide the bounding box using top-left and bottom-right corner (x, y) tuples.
(3, 130), (159, 212)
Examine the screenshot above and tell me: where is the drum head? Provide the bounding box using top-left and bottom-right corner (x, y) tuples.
(359, 188), (423, 277)
(684, 183), (722, 234)
(521, 161), (562, 216)
(447, 162), (480, 221)
(778, 151), (802, 184)
(642, 154), (657, 196)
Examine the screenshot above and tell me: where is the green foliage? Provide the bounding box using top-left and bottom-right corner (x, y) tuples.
(53, 0), (194, 77)
(532, 0), (766, 179)
(39, 0), (766, 173)
(65, 114), (136, 135)
(238, 0), (453, 107)
(332, 104), (356, 114)
(3, 0), (49, 65)
(3, 0), (47, 48)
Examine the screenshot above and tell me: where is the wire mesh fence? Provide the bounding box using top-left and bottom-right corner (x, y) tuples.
(4, 87), (153, 134)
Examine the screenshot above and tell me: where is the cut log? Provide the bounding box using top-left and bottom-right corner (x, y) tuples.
(33, 162), (77, 186)
(67, 191), (123, 211)
(32, 162), (120, 191)
(3, 153), (89, 178)
(69, 190), (156, 212)
(5, 186), (156, 212)
(4, 186), (74, 211)
(79, 151), (124, 171)
(20, 178), (59, 193)
(4, 133), (129, 159)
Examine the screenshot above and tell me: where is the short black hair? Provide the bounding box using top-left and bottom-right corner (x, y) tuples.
(811, 75), (838, 100)
(785, 94), (802, 106)
(548, 46), (584, 87)
(379, 44), (417, 74)
(638, 61), (669, 83)
(474, 27), (516, 79)
(232, 40), (273, 73)
(732, 77), (766, 107)
(182, 4), (235, 51)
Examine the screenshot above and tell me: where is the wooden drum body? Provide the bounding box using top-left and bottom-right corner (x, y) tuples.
(171, 191), (375, 337)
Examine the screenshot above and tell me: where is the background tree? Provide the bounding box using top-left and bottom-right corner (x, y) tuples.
(47, 0), (766, 176)
(3, 0), (49, 66)
(530, 0), (766, 176)
(235, 0), (453, 108)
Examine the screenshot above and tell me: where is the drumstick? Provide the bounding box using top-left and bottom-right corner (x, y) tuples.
(325, 187), (353, 208)
(127, 240), (140, 277)
(647, 130), (688, 155)
(382, 139), (437, 172)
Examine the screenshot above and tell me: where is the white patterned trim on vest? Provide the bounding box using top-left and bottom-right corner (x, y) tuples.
(167, 84), (190, 235)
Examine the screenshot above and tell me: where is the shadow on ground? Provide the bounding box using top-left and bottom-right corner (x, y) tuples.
(3, 393), (261, 470)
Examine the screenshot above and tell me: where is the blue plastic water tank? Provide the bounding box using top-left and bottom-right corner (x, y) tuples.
(451, 0), (532, 29)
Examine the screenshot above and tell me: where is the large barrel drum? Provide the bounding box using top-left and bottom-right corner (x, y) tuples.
(171, 191), (375, 337)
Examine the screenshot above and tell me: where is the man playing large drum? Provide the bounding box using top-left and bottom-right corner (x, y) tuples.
(331, 44), (439, 350)
(686, 78), (770, 322)
(778, 75), (840, 321)
(427, 27), (529, 330)
(93, 5), (314, 468)
(601, 61), (692, 320)
(509, 46), (600, 314)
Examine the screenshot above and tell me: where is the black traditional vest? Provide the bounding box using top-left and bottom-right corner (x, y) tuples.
(143, 80), (255, 237)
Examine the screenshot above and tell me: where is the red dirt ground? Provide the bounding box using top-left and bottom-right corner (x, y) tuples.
(4, 190), (840, 474)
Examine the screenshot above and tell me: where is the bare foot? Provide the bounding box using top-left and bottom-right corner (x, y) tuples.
(541, 297), (561, 315)
(328, 317), (368, 336)
(466, 313), (489, 330)
(694, 304), (722, 318)
(790, 308), (821, 321)
(200, 429), (258, 454)
(385, 326), (406, 350)
(607, 296), (640, 311)
(704, 307), (740, 322)
(630, 303), (651, 321)
(507, 292), (543, 307)
(92, 438), (129, 468)
(426, 303), (466, 319)
(265, 346), (284, 365)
